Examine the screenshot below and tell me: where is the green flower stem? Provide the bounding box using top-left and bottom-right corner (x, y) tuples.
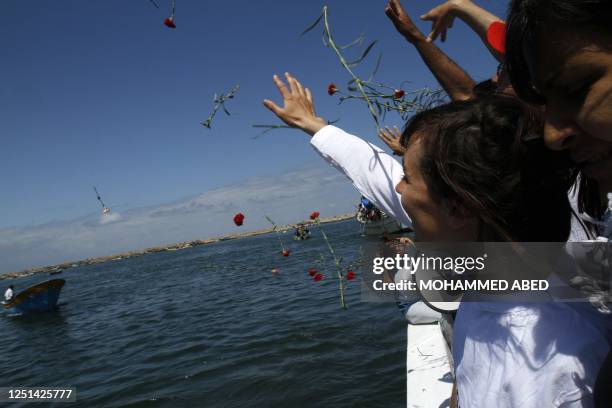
(202, 84), (240, 129)
(314, 218), (347, 309)
(323, 6), (379, 129)
(265, 216), (286, 252)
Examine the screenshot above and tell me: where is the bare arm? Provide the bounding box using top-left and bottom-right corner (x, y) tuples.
(385, 0), (476, 101)
(421, 0), (505, 63)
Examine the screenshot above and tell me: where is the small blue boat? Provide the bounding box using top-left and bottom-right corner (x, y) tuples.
(2, 279), (65, 315)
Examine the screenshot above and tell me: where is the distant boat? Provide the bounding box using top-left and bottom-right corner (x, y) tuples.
(294, 225), (311, 241)
(356, 197), (402, 236)
(49, 269), (63, 275)
(360, 215), (402, 236)
(2, 279), (65, 315)
(293, 233), (310, 241)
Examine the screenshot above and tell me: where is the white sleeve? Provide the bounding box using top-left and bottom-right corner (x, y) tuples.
(310, 125), (412, 227)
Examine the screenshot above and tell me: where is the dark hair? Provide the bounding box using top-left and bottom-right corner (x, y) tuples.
(400, 95), (573, 242)
(505, 0), (612, 220)
(472, 79), (496, 97)
(505, 0), (612, 104)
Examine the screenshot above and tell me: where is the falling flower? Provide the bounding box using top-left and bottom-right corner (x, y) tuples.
(310, 211), (320, 220)
(393, 89), (405, 99)
(164, 17), (176, 28)
(233, 213), (245, 226)
(314, 273), (324, 282)
(346, 271), (355, 281)
(327, 84), (337, 96)
(282, 249), (291, 257)
(308, 267), (317, 277)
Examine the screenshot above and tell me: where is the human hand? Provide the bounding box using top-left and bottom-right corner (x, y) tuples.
(384, 0), (426, 44)
(263, 73), (327, 136)
(420, 0), (466, 42)
(378, 126), (406, 156)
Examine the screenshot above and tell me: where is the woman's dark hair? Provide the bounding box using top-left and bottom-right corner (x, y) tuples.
(505, 0), (612, 104)
(400, 95), (573, 242)
(505, 0), (611, 220)
(472, 79), (496, 97)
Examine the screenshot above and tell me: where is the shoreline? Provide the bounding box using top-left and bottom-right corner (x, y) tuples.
(0, 213), (355, 281)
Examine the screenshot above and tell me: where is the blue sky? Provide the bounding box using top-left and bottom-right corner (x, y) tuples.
(0, 0), (508, 273)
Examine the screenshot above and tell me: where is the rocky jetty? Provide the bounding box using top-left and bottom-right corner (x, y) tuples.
(0, 213), (355, 281)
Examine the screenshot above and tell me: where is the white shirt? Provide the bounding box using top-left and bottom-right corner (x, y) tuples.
(4, 288), (13, 301)
(568, 183), (595, 241)
(454, 299), (609, 408)
(310, 125), (412, 227)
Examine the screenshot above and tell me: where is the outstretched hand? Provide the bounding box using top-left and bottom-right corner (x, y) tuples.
(378, 126), (406, 156)
(263, 73), (327, 136)
(384, 0), (426, 44)
(420, 0), (464, 42)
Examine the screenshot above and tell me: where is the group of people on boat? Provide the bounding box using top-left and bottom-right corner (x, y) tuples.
(356, 196), (383, 223)
(294, 223), (310, 240)
(262, 0), (611, 406)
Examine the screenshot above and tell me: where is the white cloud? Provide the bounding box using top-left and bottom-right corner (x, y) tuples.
(0, 162), (359, 274)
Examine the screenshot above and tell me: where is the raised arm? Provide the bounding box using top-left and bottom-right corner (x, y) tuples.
(421, 0), (505, 63)
(263, 73), (411, 227)
(385, 0), (476, 101)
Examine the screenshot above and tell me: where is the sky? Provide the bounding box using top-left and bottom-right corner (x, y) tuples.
(0, 0), (508, 273)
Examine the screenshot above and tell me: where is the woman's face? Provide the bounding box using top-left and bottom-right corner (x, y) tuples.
(395, 137), (475, 242)
(530, 28), (612, 184)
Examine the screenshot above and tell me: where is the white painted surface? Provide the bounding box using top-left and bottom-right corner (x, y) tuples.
(407, 323), (453, 408)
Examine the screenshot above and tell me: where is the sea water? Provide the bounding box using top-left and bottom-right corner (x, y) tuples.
(0, 220), (405, 407)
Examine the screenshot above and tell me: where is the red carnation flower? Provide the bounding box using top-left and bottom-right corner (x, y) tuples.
(394, 89), (405, 99)
(487, 21), (506, 55)
(327, 83), (337, 96)
(308, 267), (317, 277)
(346, 271), (355, 281)
(310, 211), (320, 220)
(314, 273), (323, 282)
(233, 212), (245, 226)
(164, 17), (176, 28)
(282, 249), (291, 257)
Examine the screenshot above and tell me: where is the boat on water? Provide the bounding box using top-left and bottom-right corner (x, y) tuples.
(2, 279), (65, 315)
(293, 224), (311, 241)
(293, 233), (310, 241)
(356, 196), (402, 236)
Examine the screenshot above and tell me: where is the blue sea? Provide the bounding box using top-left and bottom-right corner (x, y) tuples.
(0, 220), (406, 407)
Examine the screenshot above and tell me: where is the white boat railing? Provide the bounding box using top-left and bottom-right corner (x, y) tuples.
(407, 322), (453, 407)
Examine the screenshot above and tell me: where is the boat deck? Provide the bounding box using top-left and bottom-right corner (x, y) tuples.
(406, 323), (453, 407)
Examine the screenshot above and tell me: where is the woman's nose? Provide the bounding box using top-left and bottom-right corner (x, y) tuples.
(543, 120), (577, 151)
(395, 180), (404, 194)
(544, 107), (579, 150)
